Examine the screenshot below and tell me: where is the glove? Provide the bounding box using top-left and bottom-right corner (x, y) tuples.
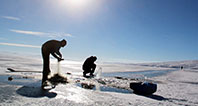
(58, 58), (64, 62)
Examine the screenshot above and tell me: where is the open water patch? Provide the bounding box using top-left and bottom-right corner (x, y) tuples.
(76, 83), (132, 94)
(0, 75), (37, 86)
(102, 69), (177, 79)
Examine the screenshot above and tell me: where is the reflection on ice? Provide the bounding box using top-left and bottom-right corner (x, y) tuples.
(103, 69), (177, 78)
(95, 67), (102, 79)
(54, 84), (93, 104)
(54, 60), (82, 70)
(76, 83), (132, 94)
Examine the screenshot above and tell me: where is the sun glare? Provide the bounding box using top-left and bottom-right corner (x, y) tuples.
(62, 0), (91, 8)
(56, 0), (101, 19)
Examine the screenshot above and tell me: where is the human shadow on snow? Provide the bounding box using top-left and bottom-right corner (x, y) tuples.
(16, 82), (57, 98)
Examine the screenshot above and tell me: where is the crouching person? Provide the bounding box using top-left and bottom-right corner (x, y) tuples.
(82, 56), (97, 77)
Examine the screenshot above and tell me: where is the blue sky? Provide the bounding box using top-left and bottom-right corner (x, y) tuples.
(0, 0), (197, 62)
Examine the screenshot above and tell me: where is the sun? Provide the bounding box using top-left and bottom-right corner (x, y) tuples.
(68, 0), (87, 6)
(62, 0), (91, 8)
(56, 0), (101, 19)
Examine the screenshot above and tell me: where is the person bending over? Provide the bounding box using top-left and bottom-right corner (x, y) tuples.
(41, 39), (66, 87)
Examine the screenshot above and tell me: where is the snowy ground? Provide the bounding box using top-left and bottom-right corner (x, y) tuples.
(0, 52), (198, 106)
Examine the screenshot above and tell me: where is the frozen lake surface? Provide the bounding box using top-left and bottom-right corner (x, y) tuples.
(103, 69), (177, 78)
(1, 53), (198, 106)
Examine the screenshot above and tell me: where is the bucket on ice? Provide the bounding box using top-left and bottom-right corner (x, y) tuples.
(130, 82), (157, 95)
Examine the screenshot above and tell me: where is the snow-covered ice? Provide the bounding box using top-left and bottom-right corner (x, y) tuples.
(0, 52), (198, 106)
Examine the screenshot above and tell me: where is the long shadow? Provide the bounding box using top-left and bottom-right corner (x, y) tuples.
(136, 93), (189, 103)
(145, 94), (169, 101)
(133, 92), (169, 101)
(16, 83), (57, 98)
(1, 74), (57, 98)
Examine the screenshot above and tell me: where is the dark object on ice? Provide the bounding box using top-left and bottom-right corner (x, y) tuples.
(81, 83), (95, 89)
(66, 72), (71, 75)
(82, 56), (97, 77)
(23, 76), (28, 79)
(97, 79), (106, 85)
(41, 39), (67, 86)
(130, 82), (157, 95)
(7, 68), (16, 72)
(181, 66), (184, 70)
(8, 76), (13, 81)
(115, 76), (123, 79)
(48, 74), (68, 85)
(7, 68), (41, 73)
(115, 76), (128, 80)
(84, 75), (95, 78)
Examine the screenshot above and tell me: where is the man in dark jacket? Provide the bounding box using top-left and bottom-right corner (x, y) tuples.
(41, 39), (66, 87)
(82, 56), (97, 77)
